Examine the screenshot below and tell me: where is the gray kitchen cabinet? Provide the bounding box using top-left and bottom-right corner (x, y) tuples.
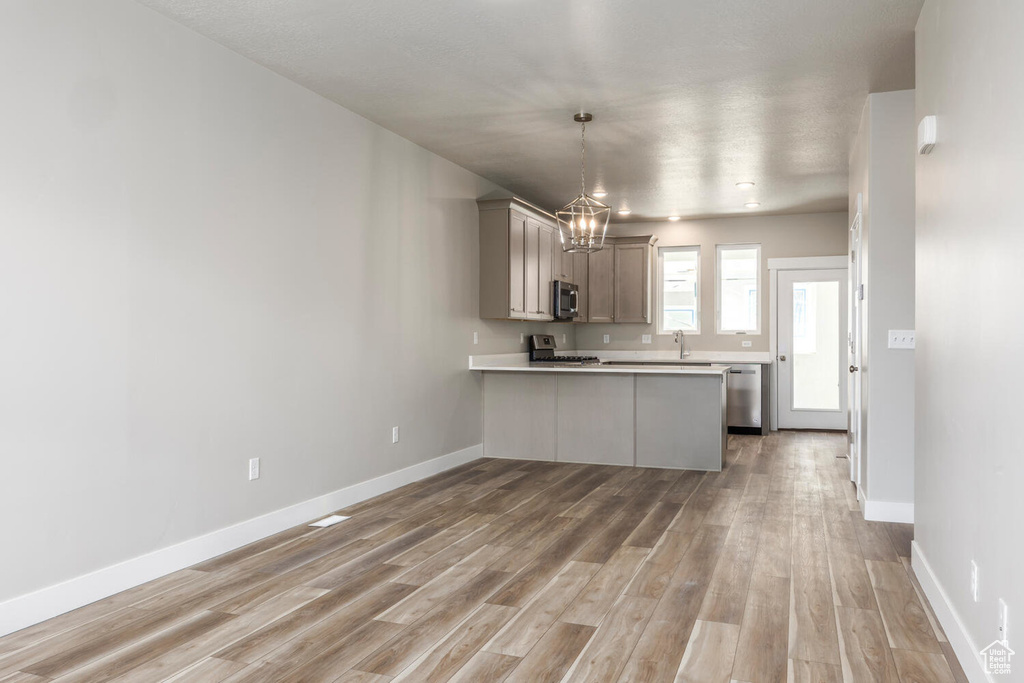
(478, 197), (556, 321)
(532, 221), (555, 319)
(553, 236), (575, 283)
(573, 251), (589, 322)
(614, 236), (656, 324)
(587, 245), (616, 323)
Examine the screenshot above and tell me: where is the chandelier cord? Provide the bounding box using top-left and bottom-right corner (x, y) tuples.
(580, 121), (586, 198)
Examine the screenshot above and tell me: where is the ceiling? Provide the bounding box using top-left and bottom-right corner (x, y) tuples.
(137, 0), (922, 221)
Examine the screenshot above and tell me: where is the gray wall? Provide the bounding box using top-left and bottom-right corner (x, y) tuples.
(0, 0), (544, 604)
(575, 213), (849, 352)
(848, 90), (916, 511)
(915, 0), (1024, 668)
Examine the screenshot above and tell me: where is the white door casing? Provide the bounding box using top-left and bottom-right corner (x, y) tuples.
(848, 203), (864, 485)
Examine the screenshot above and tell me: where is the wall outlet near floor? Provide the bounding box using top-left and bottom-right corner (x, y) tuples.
(641, 334), (652, 344)
(392, 426), (400, 444)
(888, 329), (916, 349)
(742, 340), (752, 348)
(473, 331), (478, 345)
(971, 560), (979, 602)
(603, 334), (610, 344)
(999, 598), (1009, 643)
(248, 458), (260, 481)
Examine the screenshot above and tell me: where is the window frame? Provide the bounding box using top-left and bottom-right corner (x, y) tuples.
(656, 245), (701, 335)
(715, 243), (762, 335)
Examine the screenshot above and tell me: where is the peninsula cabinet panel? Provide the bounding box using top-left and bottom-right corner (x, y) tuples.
(635, 375), (726, 471)
(483, 373), (557, 461)
(556, 375), (635, 466)
(588, 246), (616, 323)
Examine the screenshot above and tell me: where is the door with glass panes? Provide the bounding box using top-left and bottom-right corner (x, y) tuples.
(777, 269), (848, 429)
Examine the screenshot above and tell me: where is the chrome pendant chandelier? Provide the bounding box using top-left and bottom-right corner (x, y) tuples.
(556, 113), (610, 253)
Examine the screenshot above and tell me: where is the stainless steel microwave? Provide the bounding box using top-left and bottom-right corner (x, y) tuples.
(553, 280), (579, 320)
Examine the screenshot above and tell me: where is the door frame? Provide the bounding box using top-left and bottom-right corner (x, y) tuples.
(767, 255), (848, 431)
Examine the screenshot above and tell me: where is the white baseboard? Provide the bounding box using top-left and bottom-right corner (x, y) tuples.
(0, 444), (483, 638)
(911, 541), (993, 683)
(863, 499), (914, 523)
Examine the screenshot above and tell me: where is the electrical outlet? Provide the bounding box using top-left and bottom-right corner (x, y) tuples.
(888, 329), (916, 349)
(742, 340), (752, 348)
(473, 331), (478, 345)
(562, 333), (566, 344)
(248, 458), (260, 481)
(392, 426), (400, 444)
(520, 333), (525, 344)
(603, 334), (610, 344)
(999, 598), (1009, 643)
(641, 334), (652, 344)
(971, 560), (979, 602)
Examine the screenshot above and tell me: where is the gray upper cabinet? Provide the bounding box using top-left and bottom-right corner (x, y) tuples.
(553, 236), (575, 283)
(587, 245), (616, 323)
(573, 251), (589, 322)
(478, 197), (556, 321)
(613, 237), (656, 323)
(531, 220), (555, 319)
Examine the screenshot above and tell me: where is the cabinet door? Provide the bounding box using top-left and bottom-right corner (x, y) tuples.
(537, 224), (554, 318)
(554, 238), (575, 283)
(525, 218), (541, 318)
(614, 243), (650, 323)
(508, 211), (527, 319)
(588, 247), (615, 323)
(574, 251), (589, 322)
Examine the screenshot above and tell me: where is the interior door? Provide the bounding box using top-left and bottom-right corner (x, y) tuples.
(848, 205), (864, 484)
(777, 269), (848, 429)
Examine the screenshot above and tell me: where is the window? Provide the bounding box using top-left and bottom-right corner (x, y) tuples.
(716, 244), (761, 334)
(657, 246), (700, 334)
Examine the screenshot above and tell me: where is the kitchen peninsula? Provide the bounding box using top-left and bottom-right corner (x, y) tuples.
(471, 355), (728, 471)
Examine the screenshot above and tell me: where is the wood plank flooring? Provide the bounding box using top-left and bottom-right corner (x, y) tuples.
(0, 432), (968, 682)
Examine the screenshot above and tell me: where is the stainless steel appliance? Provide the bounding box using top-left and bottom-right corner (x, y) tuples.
(726, 364), (764, 433)
(529, 334), (600, 366)
(552, 280), (579, 321)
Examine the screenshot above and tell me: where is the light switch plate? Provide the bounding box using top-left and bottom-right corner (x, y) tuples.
(888, 330), (916, 349)
(392, 426), (400, 444)
(473, 331), (478, 345)
(641, 334), (652, 344)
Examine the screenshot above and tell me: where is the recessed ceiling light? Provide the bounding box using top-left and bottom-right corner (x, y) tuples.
(736, 182), (755, 189)
(617, 209), (632, 215)
(744, 202), (760, 208)
(593, 191), (608, 198)
(667, 216), (681, 221)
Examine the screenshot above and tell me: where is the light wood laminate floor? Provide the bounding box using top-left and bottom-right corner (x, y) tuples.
(0, 432), (967, 683)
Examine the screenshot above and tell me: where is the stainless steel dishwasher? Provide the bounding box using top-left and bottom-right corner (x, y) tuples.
(726, 364), (763, 432)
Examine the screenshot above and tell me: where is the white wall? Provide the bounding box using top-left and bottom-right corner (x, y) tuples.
(575, 213), (849, 352)
(0, 0), (556, 608)
(848, 90), (916, 518)
(915, 0), (1024, 676)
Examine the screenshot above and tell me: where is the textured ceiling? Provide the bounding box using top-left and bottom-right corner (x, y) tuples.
(136, 0), (922, 221)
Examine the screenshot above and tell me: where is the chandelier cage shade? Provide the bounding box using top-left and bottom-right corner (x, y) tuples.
(556, 114), (610, 253)
(556, 195), (611, 253)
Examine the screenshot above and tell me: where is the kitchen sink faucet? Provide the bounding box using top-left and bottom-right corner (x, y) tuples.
(674, 330), (690, 359)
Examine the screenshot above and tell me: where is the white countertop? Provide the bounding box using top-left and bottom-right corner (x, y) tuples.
(469, 354), (730, 376)
(576, 349), (773, 363)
